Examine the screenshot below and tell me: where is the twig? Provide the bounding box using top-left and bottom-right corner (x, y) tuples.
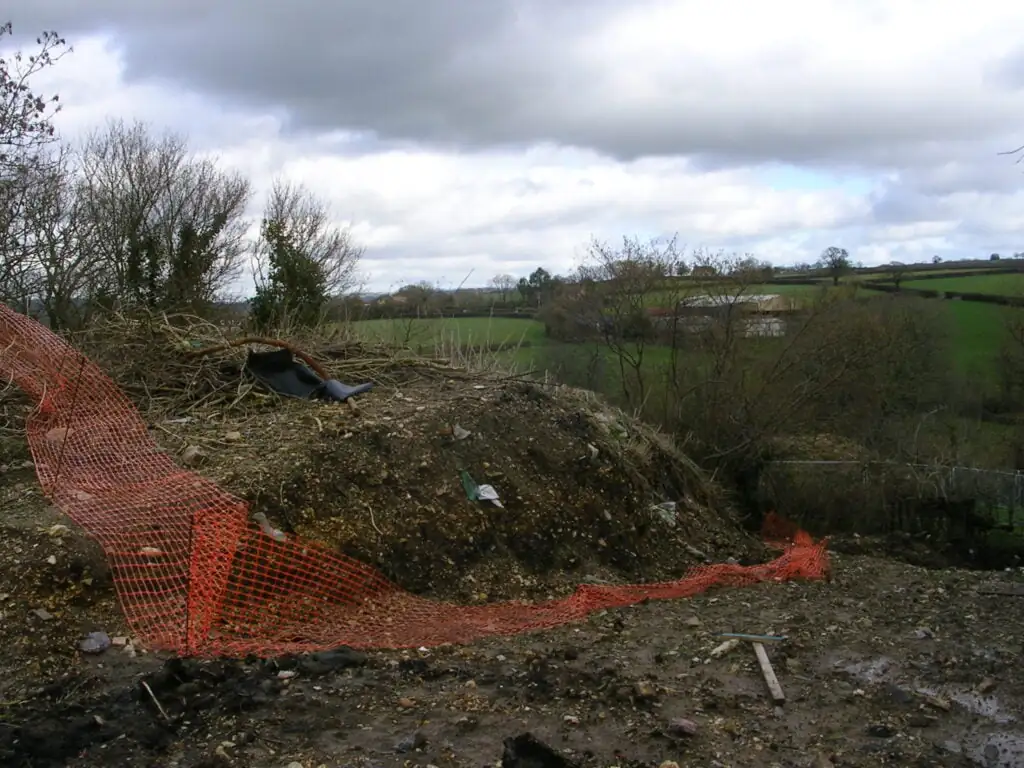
(141, 680), (170, 721)
(368, 508), (384, 535)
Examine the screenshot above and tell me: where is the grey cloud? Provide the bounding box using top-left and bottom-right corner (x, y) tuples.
(868, 189), (936, 225)
(987, 45), (1024, 91)
(10, 1), (1022, 168)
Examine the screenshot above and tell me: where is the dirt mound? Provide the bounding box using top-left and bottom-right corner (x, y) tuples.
(56, 313), (761, 601)
(155, 378), (760, 601)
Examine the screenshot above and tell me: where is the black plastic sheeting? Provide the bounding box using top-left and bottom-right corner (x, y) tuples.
(244, 348), (374, 402)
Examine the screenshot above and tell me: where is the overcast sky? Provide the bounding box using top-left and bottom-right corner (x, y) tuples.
(8, 1), (1024, 292)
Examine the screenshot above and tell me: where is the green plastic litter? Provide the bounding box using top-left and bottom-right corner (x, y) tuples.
(459, 469), (481, 501)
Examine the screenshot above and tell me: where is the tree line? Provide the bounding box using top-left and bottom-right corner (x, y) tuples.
(517, 235), (1024, 542)
(0, 24), (363, 331)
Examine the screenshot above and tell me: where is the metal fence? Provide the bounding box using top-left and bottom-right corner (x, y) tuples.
(759, 460), (1024, 535)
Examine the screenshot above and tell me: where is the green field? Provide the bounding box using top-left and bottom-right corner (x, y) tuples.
(646, 280), (842, 307)
(943, 300), (1016, 377)
(345, 291), (1021, 387)
(902, 273), (1024, 296)
(349, 316), (547, 348)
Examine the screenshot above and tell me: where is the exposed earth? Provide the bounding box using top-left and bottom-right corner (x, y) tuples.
(1, 326), (1023, 767)
(1, 487), (1023, 768)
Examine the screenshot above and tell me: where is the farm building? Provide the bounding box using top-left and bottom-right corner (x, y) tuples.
(677, 293), (799, 314)
(668, 293), (799, 337)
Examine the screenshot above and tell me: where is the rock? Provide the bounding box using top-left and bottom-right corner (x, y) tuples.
(812, 754), (835, 768)
(224, 431), (243, 442)
(394, 731), (428, 753)
(397, 697), (416, 709)
(78, 631), (111, 654)
(710, 638), (741, 658)
(659, 762), (681, 768)
(31, 608), (54, 621)
(684, 616), (702, 628)
(667, 717), (699, 737)
(111, 636), (129, 647)
(181, 445), (207, 467)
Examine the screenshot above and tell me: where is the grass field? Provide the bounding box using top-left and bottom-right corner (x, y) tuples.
(902, 273), (1024, 295)
(944, 300), (1016, 377)
(349, 316), (547, 348)
(345, 288), (1021, 387)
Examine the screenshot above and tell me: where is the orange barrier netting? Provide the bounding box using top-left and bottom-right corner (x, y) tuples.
(0, 304), (829, 657)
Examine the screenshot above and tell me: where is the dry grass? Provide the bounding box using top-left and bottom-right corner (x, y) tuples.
(65, 311), (532, 418)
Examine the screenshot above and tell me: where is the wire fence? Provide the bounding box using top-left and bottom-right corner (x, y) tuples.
(760, 460), (1024, 537)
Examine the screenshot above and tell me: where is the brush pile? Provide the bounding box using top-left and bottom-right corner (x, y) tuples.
(12, 312), (762, 600)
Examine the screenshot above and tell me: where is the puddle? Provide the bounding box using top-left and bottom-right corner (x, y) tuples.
(966, 731), (1024, 767)
(832, 655), (1024, 766)
(838, 656), (895, 684)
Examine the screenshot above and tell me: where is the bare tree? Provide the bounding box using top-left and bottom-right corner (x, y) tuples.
(572, 235), (685, 407)
(888, 261), (907, 290)
(817, 246), (851, 286)
(20, 146), (104, 329)
(488, 273), (516, 303)
(255, 178), (362, 296)
(76, 119), (251, 310)
(0, 24), (69, 304)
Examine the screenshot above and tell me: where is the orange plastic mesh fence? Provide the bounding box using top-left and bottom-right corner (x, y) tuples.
(0, 305), (830, 657)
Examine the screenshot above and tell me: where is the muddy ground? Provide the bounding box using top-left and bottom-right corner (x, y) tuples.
(1, 476), (1023, 768)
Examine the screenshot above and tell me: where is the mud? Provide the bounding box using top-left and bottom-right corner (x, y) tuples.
(2, 483), (1024, 768)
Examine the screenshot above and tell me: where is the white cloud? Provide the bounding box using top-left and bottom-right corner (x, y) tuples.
(11, 0), (1024, 293)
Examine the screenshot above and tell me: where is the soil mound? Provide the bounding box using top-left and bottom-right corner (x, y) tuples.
(58, 314), (762, 600)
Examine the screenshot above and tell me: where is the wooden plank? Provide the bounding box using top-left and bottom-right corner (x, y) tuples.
(752, 642), (786, 705)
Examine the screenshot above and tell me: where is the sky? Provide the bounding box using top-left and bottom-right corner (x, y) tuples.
(8, 0), (1024, 293)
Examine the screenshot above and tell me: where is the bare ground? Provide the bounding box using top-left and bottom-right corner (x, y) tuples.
(1, 474), (1023, 768)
